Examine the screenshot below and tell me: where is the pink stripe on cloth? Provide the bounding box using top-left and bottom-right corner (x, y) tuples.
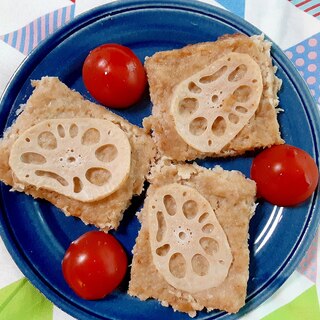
(33, 19), (38, 48)
(23, 24), (30, 55)
(16, 28), (22, 52)
(40, 15), (46, 40)
(7, 32), (13, 46)
(48, 11), (54, 34)
(57, 7), (63, 26)
(66, 5), (71, 20)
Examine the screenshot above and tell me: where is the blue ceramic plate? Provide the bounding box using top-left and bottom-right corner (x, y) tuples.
(0, 1), (319, 319)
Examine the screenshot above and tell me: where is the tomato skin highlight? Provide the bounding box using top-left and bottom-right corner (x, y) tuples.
(82, 44), (146, 108)
(62, 231), (127, 300)
(250, 144), (319, 206)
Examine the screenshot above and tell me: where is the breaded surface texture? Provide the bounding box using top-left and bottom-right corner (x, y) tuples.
(128, 161), (256, 316)
(144, 34), (283, 161)
(0, 77), (156, 231)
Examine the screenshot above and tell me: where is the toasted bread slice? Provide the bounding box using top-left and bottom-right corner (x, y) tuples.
(144, 34), (283, 161)
(128, 160), (256, 316)
(0, 77), (156, 231)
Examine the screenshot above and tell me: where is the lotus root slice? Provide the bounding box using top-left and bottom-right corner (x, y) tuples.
(9, 118), (131, 202)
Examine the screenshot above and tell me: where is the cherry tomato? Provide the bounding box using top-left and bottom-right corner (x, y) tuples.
(62, 231), (127, 300)
(250, 144), (319, 206)
(82, 44), (146, 108)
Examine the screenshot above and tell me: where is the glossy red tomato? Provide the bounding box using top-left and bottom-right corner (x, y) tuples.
(62, 231), (127, 300)
(251, 144), (319, 206)
(82, 44), (146, 108)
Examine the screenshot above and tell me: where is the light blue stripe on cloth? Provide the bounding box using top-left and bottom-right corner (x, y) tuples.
(54, 9), (58, 30)
(215, 0), (245, 17)
(61, 6), (67, 25)
(19, 26), (25, 53)
(11, 30), (17, 49)
(44, 13), (49, 38)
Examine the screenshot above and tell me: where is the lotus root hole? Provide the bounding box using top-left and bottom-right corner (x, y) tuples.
(211, 95), (218, 104)
(156, 211), (166, 242)
(202, 224), (214, 234)
(85, 167), (111, 186)
(200, 237), (219, 255)
(57, 124), (65, 138)
(178, 98), (198, 116)
(228, 113), (240, 124)
(228, 64), (247, 82)
(191, 254), (209, 276)
(233, 85), (252, 102)
(38, 131), (57, 150)
(188, 81), (202, 93)
(198, 212), (209, 223)
(211, 116), (227, 136)
(174, 226), (192, 244)
(235, 105), (248, 114)
(169, 253), (186, 278)
(95, 144), (118, 162)
(67, 156), (76, 163)
(163, 195), (176, 216)
(20, 152), (46, 164)
(179, 232), (187, 240)
(81, 128), (100, 145)
(69, 123), (79, 138)
(73, 177), (83, 193)
(182, 200), (198, 219)
(156, 244), (170, 256)
(35, 170), (68, 186)
(189, 117), (208, 136)
(199, 65), (227, 83)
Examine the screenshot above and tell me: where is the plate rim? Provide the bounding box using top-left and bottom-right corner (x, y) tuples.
(0, 1), (319, 319)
